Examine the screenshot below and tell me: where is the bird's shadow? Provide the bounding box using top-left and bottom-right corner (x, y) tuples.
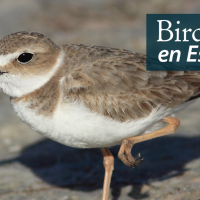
(1, 135), (200, 199)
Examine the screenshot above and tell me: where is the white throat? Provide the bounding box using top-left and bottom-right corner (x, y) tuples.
(0, 50), (65, 97)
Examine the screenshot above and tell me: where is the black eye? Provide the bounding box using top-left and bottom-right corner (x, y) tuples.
(18, 53), (33, 63)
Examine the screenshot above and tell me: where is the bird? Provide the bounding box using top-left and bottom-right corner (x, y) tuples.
(0, 31), (199, 200)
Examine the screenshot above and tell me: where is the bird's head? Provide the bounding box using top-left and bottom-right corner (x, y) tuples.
(0, 31), (63, 97)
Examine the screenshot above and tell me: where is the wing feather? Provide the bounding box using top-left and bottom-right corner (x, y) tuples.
(60, 45), (200, 122)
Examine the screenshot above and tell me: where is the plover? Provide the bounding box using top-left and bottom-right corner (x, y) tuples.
(0, 31), (199, 200)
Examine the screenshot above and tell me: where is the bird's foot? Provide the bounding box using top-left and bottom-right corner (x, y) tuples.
(118, 138), (144, 168)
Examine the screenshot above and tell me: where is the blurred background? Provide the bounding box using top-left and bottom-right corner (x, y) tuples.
(1, 0), (200, 199)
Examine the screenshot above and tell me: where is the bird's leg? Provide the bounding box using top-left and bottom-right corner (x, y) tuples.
(118, 116), (180, 167)
(101, 148), (114, 200)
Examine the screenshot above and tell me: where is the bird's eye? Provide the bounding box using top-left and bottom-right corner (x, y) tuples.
(18, 53), (33, 63)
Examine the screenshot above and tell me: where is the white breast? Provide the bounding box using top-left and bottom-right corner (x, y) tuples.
(11, 99), (194, 148)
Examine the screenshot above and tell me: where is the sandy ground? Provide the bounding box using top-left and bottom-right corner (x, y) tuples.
(1, 0), (200, 199)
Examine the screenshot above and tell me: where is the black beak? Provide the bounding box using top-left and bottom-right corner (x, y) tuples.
(0, 70), (8, 75)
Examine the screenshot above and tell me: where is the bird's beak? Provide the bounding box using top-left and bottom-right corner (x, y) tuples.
(0, 70), (8, 75)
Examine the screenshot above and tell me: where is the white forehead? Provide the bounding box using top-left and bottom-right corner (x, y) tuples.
(0, 52), (19, 66)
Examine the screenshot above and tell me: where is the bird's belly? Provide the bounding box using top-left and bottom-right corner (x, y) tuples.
(11, 100), (194, 148)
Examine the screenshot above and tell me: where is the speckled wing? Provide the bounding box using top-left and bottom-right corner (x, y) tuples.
(61, 45), (200, 122)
